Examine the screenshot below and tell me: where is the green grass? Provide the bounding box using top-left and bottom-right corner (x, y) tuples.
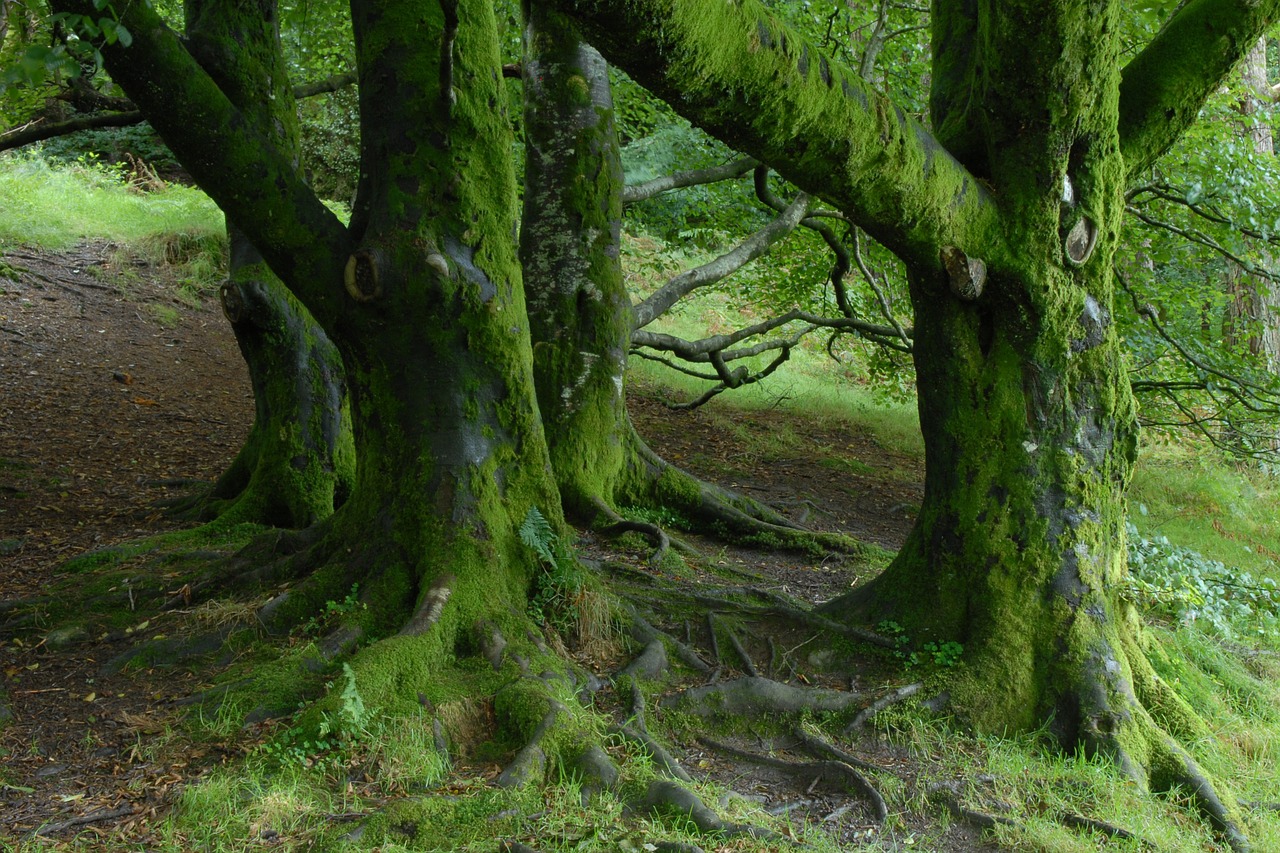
(0, 152), (224, 251)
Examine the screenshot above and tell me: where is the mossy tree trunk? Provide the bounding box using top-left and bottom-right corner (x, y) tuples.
(208, 230), (353, 528)
(556, 0), (1278, 841)
(178, 0), (353, 529)
(520, 4), (631, 521)
(62, 0), (563, 649)
(519, 9), (861, 551)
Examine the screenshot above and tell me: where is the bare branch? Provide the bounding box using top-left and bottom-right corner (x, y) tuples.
(623, 157), (757, 204)
(631, 191), (811, 330)
(1, 73), (357, 154)
(1126, 206), (1280, 284)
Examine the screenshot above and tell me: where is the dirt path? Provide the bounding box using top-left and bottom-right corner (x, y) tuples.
(0, 246), (980, 850)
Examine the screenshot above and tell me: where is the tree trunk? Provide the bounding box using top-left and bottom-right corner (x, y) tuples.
(260, 0), (565, 640)
(520, 4), (631, 520)
(206, 229), (353, 528)
(816, 3), (1247, 843)
(177, 0), (353, 528)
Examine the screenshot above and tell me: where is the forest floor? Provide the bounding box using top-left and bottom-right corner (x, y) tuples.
(0, 245), (1002, 850)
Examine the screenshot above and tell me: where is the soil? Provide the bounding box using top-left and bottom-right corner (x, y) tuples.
(0, 245), (995, 850)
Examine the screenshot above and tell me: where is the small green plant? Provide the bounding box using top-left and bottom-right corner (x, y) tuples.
(922, 640), (964, 668)
(1125, 522), (1280, 639)
(521, 506), (585, 630)
(621, 503), (693, 531)
(300, 584), (364, 636)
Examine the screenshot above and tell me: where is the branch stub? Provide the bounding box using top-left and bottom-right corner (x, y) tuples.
(942, 246), (986, 301)
(219, 281), (245, 324)
(344, 250), (382, 302)
(1064, 217), (1098, 267)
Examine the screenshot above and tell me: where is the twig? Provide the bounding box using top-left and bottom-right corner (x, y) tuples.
(34, 805), (137, 836)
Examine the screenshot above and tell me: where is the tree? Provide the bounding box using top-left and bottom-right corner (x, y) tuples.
(52, 0), (570, 683)
(520, 7), (877, 554)
(550, 0), (1278, 844)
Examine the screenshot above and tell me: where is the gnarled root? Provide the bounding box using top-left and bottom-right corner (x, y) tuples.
(663, 676), (863, 718)
(638, 779), (788, 844)
(699, 735), (888, 824)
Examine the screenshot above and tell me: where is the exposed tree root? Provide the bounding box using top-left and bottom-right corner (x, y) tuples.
(638, 779), (789, 844)
(614, 680), (693, 782)
(616, 638), (668, 680)
(928, 780), (1158, 848)
(791, 726), (894, 776)
(698, 735), (888, 824)
(689, 588), (896, 650)
(162, 523), (333, 611)
(624, 604), (713, 674)
(926, 780), (1017, 831)
(498, 842), (541, 853)
(596, 518), (672, 566)
(623, 429), (868, 558)
(664, 676), (862, 717)
(497, 702), (564, 788)
(1058, 812), (1148, 845)
(843, 682), (922, 735)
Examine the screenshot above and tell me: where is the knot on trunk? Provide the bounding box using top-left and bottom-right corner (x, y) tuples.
(344, 249), (383, 302)
(942, 246), (986, 301)
(219, 281), (245, 323)
(1064, 216), (1098, 266)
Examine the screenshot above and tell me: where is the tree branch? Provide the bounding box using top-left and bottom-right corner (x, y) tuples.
(623, 156), (757, 204)
(1118, 0), (1280, 176)
(549, 0), (1002, 271)
(1, 73), (357, 154)
(631, 190), (811, 330)
(48, 0), (351, 327)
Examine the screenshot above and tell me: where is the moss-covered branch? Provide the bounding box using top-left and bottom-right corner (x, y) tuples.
(548, 0), (1002, 271)
(48, 0), (351, 328)
(1118, 0), (1280, 176)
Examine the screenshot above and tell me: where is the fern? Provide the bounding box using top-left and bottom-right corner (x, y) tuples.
(519, 506), (558, 568)
(339, 663), (368, 734)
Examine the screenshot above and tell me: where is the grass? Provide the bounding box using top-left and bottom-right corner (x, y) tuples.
(0, 152), (224, 251)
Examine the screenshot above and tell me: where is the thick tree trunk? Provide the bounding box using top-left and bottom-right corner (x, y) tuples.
(821, 3), (1247, 843)
(265, 0), (564, 640)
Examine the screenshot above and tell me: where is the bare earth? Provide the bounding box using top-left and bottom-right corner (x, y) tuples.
(0, 245), (995, 850)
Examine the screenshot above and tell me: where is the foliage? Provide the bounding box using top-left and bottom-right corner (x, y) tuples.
(621, 121), (764, 247)
(520, 506), (584, 629)
(298, 87), (359, 203)
(1126, 521), (1280, 639)
(299, 584), (364, 637)
(36, 123), (179, 173)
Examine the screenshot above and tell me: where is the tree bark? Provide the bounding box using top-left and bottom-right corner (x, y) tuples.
(520, 4), (631, 519)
